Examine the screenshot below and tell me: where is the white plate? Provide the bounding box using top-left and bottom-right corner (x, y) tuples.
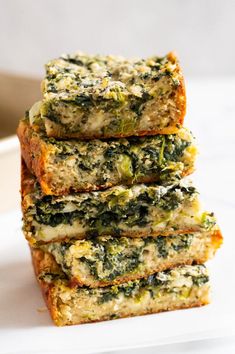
(0, 144), (234, 354)
(0, 207), (234, 354)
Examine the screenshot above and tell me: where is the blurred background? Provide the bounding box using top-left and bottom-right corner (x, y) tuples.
(0, 0), (234, 137)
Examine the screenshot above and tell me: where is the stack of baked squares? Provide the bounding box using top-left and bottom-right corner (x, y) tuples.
(17, 52), (222, 326)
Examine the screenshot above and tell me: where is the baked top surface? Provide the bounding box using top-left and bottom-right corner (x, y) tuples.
(28, 52), (186, 139)
(42, 52), (182, 102)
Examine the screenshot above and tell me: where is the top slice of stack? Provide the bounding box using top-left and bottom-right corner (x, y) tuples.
(17, 51), (222, 326)
(29, 52), (186, 139)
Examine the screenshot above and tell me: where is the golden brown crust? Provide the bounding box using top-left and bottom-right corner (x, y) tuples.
(210, 227), (223, 250)
(167, 52), (186, 127)
(31, 248), (61, 324)
(17, 120), (51, 194)
(20, 158), (36, 199)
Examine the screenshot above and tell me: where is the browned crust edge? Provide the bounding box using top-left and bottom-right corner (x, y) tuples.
(167, 51), (186, 127)
(17, 120), (51, 194)
(31, 248), (61, 325)
(20, 158), (37, 200)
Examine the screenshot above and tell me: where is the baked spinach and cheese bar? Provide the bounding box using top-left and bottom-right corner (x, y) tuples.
(40, 227), (222, 287)
(32, 248), (210, 326)
(22, 163), (216, 244)
(30, 52), (186, 139)
(18, 118), (196, 195)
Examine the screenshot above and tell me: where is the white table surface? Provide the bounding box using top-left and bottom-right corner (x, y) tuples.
(0, 78), (235, 353)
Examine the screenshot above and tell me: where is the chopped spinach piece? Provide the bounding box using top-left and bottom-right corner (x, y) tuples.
(71, 94), (94, 109)
(192, 275), (209, 286)
(61, 57), (85, 66)
(98, 291), (118, 304)
(201, 212), (216, 230)
(130, 91), (152, 116)
(154, 237), (169, 258)
(172, 234), (193, 251)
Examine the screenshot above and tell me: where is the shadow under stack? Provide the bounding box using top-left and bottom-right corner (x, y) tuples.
(17, 52), (222, 326)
